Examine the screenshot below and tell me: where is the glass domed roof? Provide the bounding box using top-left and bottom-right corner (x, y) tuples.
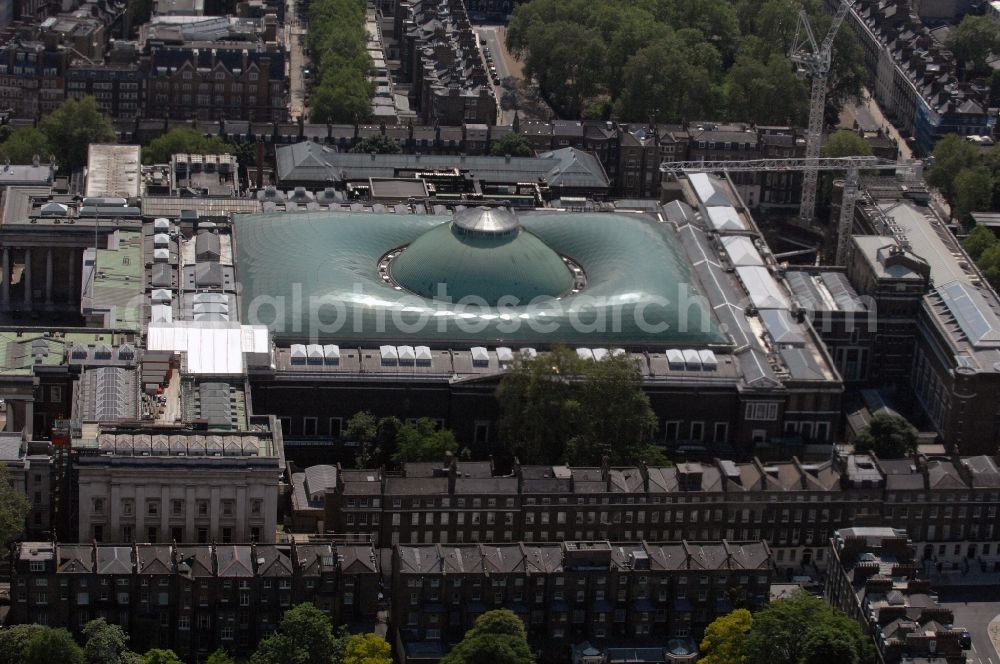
(389, 207), (574, 305)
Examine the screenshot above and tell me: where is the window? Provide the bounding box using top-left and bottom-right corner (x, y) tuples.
(330, 417), (343, 437)
(147, 500), (159, 516)
(197, 500), (209, 517)
(197, 527), (208, 544)
(93, 498), (105, 514)
(690, 422), (704, 442)
(664, 420), (680, 441)
(713, 422), (728, 443)
(278, 417), (291, 435)
(251, 499), (262, 515)
(30, 561), (44, 572)
(171, 500), (183, 516)
(49, 386), (62, 403)
(222, 501), (234, 517)
(148, 527), (157, 543)
(745, 402), (779, 421)
(303, 417), (317, 436)
(122, 499), (134, 516)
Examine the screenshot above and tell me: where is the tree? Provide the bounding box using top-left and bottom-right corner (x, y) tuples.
(699, 608), (753, 664)
(83, 618), (137, 664)
(565, 353), (662, 466)
(349, 135), (401, 154)
(497, 347), (664, 466)
(143, 128), (232, 165)
(964, 224), (997, 261)
(342, 634), (392, 664)
(206, 649), (235, 664)
(440, 610), (535, 664)
(392, 418), (458, 464)
(725, 51), (808, 126)
(744, 591), (871, 664)
(822, 130), (873, 158)
(952, 166), (994, 225)
(927, 133), (980, 203)
(24, 628), (85, 664)
(800, 625), (859, 664)
(0, 625), (47, 664)
(140, 650), (183, 664)
(38, 96), (116, 171)
(854, 412), (918, 459)
(497, 346), (585, 464)
(0, 128), (51, 164)
(490, 133), (533, 158)
(0, 464), (28, 556)
(251, 602), (337, 664)
(947, 15), (1000, 77)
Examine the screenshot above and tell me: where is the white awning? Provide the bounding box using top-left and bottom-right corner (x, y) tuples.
(380, 344), (398, 365)
(147, 321), (269, 375)
(705, 206), (746, 232)
(721, 235), (764, 266)
(576, 348), (594, 361)
(666, 349), (684, 370)
(471, 346), (489, 366)
(415, 345), (432, 364)
(736, 266), (790, 309)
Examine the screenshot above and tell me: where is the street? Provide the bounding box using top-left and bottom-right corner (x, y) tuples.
(285, 0), (308, 120)
(841, 87), (952, 220)
(474, 25), (518, 125)
(937, 586), (1000, 664)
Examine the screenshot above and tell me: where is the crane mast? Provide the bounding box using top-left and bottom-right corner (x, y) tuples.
(790, 0), (852, 224)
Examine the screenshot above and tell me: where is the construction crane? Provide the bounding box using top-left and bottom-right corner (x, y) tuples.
(790, 0), (852, 224)
(659, 157), (920, 264)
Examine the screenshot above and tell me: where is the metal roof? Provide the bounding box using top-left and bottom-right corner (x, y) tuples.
(936, 281), (1000, 349)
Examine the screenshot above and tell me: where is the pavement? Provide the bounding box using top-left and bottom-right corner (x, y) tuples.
(936, 585), (1000, 664)
(285, 0), (308, 120)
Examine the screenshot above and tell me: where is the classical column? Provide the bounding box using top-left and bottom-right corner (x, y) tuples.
(44, 248), (53, 305)
(1, 246), (10, 307)
(21, 248), (31, 307)
(67, 249), (77, 304)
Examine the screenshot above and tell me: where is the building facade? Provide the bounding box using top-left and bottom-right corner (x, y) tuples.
(10, 539), (381, 661)
(392, 540), (771, 662)
(322, 453), (1000, 572)
(70, 422), (284, 545)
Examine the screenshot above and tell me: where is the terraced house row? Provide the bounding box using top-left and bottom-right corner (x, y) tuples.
(10, 540), (382, 661)
(9, 538), (771, 663)
(311, 452), (1000, 570)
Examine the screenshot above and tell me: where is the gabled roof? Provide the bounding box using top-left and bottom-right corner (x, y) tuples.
(216, 545), (254, 577)
(96, 546), (133, 575)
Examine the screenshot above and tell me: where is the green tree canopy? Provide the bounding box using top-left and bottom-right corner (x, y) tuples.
(440, 610), (535, 664)
(0, 128), (51, 165)
(140, 650), (182, 664)
(854, 412), (919, 459)
(307, 0), (373, 123)
(205, 650), (235, 664)
(82, 618), (137, 664)
(946, 15), (1000, 77)
(963, 224), (998, 261)
(250, 603), (338, 664)
(952, 165), (994, 226)
(342, 633), (392, 664)
(0, 464), (29, 556)
(0, 625), (47, 664)
(928, 133), (980, 202)
(490, 133), (533, 157)
(24, 628), (85, 664)
(822, 130), (874, 158)
(505, 0), (860, 123)
(743, 591), (872, 664)
(392, 418), (459, 464)
(497, 347), (664, 466)
(700, 608), (753, 664)
(349, 135), (401, 154)
(142, 128), (232, 165)
(38, 96), (116, 171)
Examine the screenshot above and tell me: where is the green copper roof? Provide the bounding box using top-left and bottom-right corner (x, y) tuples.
(390, 219), (574, 305)
(234, 210), (724, 347)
